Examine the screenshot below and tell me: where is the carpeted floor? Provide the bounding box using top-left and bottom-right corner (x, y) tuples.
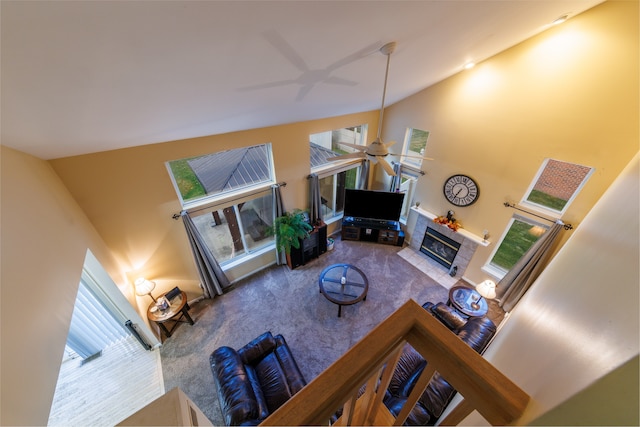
(159, 237), (503, 425)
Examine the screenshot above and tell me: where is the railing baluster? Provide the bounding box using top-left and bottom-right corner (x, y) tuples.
(260, 300), (530, 426)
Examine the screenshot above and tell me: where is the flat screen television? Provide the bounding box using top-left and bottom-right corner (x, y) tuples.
(343, 189), (405, 222)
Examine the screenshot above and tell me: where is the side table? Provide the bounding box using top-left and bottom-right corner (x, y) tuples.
(147, 290), (194, 338)
(448, 285), (488, 317)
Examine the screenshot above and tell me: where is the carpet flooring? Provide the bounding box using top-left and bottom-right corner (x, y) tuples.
(159, 237), (503, 426)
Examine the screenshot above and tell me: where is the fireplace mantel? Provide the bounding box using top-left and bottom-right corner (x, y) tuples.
(401, 206), (490, 286)
(409, 207), (490, 247)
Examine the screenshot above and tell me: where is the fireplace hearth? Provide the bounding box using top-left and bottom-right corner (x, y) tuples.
(420, 227), (461, 270)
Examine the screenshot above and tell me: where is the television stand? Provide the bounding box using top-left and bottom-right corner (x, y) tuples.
(341, 217), (404, 246)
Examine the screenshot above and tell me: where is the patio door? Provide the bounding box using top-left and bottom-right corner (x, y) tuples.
(66, 274), (130, 360)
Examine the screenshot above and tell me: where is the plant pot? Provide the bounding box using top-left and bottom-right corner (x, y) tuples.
(327, 238), (335, 251)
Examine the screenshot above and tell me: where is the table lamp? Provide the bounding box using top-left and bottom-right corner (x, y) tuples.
(476, 279), (497, 300)
(134, 277), (157, 303)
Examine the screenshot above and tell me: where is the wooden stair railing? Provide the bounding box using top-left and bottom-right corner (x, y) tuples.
(260, 299), (530, 426)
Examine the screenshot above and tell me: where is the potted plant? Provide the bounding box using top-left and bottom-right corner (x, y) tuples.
(269, 209), (313, 259)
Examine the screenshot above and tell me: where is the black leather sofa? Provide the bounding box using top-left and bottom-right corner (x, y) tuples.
(210, 331), (307, 426)
(383, 302), (497, 425)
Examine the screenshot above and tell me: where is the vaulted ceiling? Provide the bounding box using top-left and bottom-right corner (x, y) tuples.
(1, 0), (603, 160)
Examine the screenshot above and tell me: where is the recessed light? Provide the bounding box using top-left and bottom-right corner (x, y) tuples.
(464, 62), (476, 70)
(552, 14), (569, 25)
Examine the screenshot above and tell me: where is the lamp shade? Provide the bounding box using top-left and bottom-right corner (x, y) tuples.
(134, 277), (156, 297)
(476, 280), (496, 299)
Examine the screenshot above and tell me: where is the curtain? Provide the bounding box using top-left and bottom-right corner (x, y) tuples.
(497, 220), (565, 312)
(309, 173), (322, 225)
(389, 162), (403, 192)
(181, 212), (229, 298)
(358, 160), (370, 190)
(272, 183), (287, 265)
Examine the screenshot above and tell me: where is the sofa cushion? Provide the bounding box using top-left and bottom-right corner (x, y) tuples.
(387, 344), (427, 397)
(255, 352), (293, 413)
(384, 395), (433, 426)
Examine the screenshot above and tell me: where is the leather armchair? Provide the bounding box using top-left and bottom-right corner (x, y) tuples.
(210, 332), (307, 426)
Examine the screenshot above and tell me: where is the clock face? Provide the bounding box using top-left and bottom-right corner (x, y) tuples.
(443, 174), (479, 207)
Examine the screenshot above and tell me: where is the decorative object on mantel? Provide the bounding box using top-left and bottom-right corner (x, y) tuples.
(433, 211), (461, 231)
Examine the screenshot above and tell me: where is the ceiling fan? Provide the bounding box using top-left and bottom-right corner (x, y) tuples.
(327, 41), (433, 176)
(238, 30), (381, 102)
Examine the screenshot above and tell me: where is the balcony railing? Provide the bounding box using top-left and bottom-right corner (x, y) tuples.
(260, 299), (530, 426)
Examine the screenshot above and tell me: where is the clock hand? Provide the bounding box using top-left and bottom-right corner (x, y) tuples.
(454, 188), (463, 197)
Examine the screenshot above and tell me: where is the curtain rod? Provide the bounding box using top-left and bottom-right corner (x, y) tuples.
(503, 202), (573, 230)
(172, 182), (286, 220)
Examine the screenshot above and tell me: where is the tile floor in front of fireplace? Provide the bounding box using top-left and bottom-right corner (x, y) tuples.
(397, 247), (460, 289)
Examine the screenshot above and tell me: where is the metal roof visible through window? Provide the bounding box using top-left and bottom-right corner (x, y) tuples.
(310, 142), (340, 169)
(188, 145), (271, 195)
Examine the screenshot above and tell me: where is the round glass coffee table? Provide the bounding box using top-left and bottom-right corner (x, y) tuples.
(319, 263), (368, 317)
(448, 285), (488, 317)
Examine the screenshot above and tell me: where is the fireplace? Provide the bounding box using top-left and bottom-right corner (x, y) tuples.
(420, 227), (461, 270)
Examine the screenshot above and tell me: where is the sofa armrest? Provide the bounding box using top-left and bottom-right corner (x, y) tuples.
(428, 302), (468, 331)
(273, 334), (307, 394)
(210, 346), (262, 426)
(238, 331), (277, 365)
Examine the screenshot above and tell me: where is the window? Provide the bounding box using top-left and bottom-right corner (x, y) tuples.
(522, 158), (593, 215)
(310, 125), (367, 161)
(167, 143), (275, 208)
(190, 193), (275, 266)
(485, 216), (549, 277)
(398, 171), (419, 222)
(401, 128), (430, 168)
(310, 125), (367, 222)
(166, 144), (277, 266)
(484, 158), (592, 279)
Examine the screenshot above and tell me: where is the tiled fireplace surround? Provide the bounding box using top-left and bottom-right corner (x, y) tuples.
(398, 207), (488, 289)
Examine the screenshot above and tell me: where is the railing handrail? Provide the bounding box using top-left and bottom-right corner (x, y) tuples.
(260, 299), (529, 426)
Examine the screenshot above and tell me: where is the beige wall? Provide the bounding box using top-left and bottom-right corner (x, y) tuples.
(382, 0), (639, 284)
(463, 152), (639, 425)
(0, 146), (150, 426)
(49, 111), (378, 297)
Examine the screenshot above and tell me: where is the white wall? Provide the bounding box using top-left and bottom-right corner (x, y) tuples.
(462, 152), (639, 425)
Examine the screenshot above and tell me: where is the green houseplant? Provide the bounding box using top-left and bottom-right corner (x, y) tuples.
(269, 209), (313, 255)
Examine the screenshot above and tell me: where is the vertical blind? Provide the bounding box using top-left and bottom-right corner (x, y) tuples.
(66, 279), (128, 359)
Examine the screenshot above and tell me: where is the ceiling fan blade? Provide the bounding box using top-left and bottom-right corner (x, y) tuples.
(262, 29), (310, 73)
(324, 76), (358, 86)
(296, 84), (314, 101)
(326, 41), (383, 71)
(336, 142), (367, 152)
(237, 79), (297, 92)
(378, 157), (397, 176)
(327, 152), (366, 161)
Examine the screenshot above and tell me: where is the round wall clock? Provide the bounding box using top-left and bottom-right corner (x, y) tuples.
(443, 174), (480, 207)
